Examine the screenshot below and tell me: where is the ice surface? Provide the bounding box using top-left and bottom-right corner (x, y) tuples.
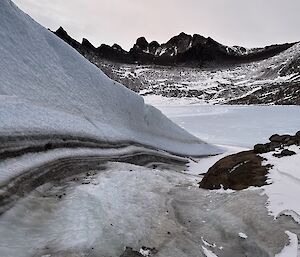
(0, 0), (220, 158)
(0, 163), (189, 257)
(157, 105), (300, 148)
(202, 246), (218, 257)
(0, 162), (293, 257)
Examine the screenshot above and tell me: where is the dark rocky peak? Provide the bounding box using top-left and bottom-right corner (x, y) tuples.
(82, 38), (95, 50)
(167, 32), (192, 45)
(55, 27), (73, 43)
(134, 37), (149, 51)
(191, 34), (207, 47)
(97, 44), (134, 63)
(97, 43), (112, 52)
(55, 26), (68, 38)
(165, 32), (193, 54)
(149, 41), (160, 54)
(149, 41), (160, 48)
(205, 37), (222, 47)
(54, 27), (81, 49)
(98, 43), (126, 54)
(112, 43), (125, 52)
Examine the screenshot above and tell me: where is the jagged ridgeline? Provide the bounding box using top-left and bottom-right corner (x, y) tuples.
(54, 27), (295, 66)
(53, 27), (300, 105)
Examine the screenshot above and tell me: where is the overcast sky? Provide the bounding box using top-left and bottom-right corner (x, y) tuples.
(14, 0), (300, 50)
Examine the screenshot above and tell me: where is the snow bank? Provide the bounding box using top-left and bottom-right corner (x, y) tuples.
(0, 0), (220, 157)
(261, 145), (300, 224)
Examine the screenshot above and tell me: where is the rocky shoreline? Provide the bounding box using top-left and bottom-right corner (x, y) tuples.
(200, 131), (300, 190)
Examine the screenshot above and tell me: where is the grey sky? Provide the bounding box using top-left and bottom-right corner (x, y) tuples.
(14, 0), (300, 50)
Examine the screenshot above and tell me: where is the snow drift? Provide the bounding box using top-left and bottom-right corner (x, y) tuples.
(0, 0), (220, 159)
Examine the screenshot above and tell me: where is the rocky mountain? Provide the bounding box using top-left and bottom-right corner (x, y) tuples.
(97, 44), (300, 105)
(54, 27), (295, 67)
(54, 27), (133, 63)
(53, 27), (300, 105)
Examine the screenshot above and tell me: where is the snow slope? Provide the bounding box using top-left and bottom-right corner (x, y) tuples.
(0, 0), (219, 158)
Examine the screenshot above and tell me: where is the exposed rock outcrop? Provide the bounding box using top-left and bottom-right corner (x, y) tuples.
(254, 132), (300, 154)
(200, 131), (300, 190)
(199, 150), (270, 190)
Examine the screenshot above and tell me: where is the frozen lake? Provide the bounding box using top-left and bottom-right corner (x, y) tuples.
(157, 105), (300, 148)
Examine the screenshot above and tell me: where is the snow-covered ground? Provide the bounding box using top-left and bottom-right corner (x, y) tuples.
(262, 145), (300, 223)
(275, 232), (298, 257)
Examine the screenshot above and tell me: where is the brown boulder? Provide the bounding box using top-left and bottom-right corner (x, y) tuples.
(199, 150), (271, 190)
(200, 131), (299, 191)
